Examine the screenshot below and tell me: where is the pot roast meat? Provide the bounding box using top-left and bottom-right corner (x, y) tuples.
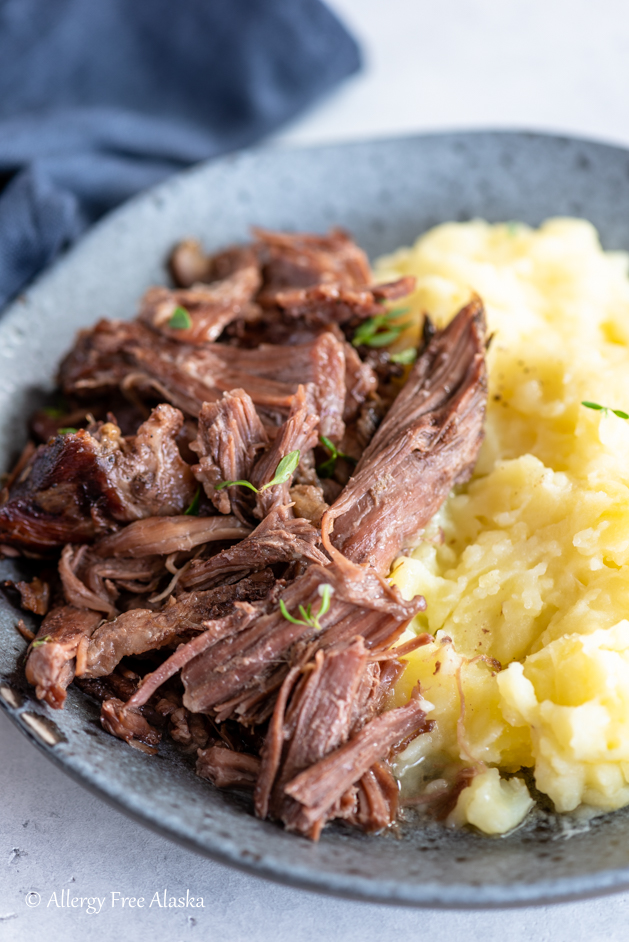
(269, 277), (416, 329)
(255, 638), (370, 824)
(169, 239), (260, 289)
(5, 575), (50, 616)
(0, 404), (196, 553)
(216, 334), (346, 441)
(60, 320), (347, 438)
(58, 544), (169, 616)
(281, 688), (432, 837)
(254, 227), (372, 302)
(25, 605), (102, 708)
(180, 505), (328, 591)
(343, 343), (378, 423)
(139, 265), (261, 344)
(81, 571), (275, 679)
(8, 223), (491, 842)
(93, 514), (250, 558)
(197, 745), (261, 789)
(347, 760), (400, 833)
(101, 697), (161, 753)
(190, 389), (268, 519)
(323, 298), (488, 575)
(179, 555), (424, 721)
(249, 385), (320, 518)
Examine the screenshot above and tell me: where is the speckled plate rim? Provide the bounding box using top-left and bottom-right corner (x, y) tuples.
(3, 699), (629, 911)
(4, 129), (629, 908)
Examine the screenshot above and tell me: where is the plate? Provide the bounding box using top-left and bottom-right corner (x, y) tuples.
(3, 130), (629, 908)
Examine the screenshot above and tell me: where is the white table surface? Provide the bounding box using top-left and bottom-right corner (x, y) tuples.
(4, 2), (629, 939)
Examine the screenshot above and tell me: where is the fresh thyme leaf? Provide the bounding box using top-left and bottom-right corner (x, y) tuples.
(316, 583), (332, 622)
(389, 347), (417, 365)
(351, 318), (381, 346)
(168, 306), (192, 330)
(279, 583), (333, 632)
(261, 449), (300, 490)
(319, 435), (337, 454)
(215, 478), (260, 493)
(31, 635), (52, 648)
(184, 487), (201, 515)
(316, 436), (356, 479)
(43, 406), (66, 418)
(279, 599), (307, 627)
(582, 401), (629, 419)
(216, 450), (301, 494)
(57, 427), (78, 434)
(363, 324), (412, 348)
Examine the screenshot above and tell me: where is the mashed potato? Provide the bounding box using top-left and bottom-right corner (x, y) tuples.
(375, 219), (629, 834)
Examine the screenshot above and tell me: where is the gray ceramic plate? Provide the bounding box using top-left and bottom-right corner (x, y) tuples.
(3, 131), (629, 908)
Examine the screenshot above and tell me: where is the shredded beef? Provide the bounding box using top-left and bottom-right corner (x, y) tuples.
(323, 298), (487, 574)
(94, 514), (249, 558)
(282, 689), (431, 837)
(197, 745), (261, 789)
(101, 697), (161, 753)
(25, 606), (102, 708)
(180, 505), (327, 591)
(82, 572), (275, 679)
(169, 240), (259, 289)
(139, 265), (261, 344)
(190, 389), (268, 519)
(7, 225), (490, 844)
(0, 405), (196, 552)
(5, 576), (50, 616)
(60, 320), (347, 437)
(254, 227), (372, 302)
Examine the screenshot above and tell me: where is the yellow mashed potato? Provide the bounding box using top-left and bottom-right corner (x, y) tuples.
(375, 218), (629, 834)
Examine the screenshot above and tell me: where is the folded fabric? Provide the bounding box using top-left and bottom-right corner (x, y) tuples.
(0, 0), (360, 309)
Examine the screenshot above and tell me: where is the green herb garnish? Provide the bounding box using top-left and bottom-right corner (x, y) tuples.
(57, 427), (78, 435)
(184, 487), (201, 516)
(582, 401), (629, 420)
(389, 348), (417, 365)
(31, 635), (52, 648)
(216, 449), (300, 493)
(168, 306), (192, 330)
(352, 307), (412, 348)
(316, 435), (356, 479)
(43, 406), (66, 419)
(279, 583), (333, 632)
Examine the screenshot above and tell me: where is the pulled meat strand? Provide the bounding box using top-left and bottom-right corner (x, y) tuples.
(139, 265), (261, 344)
(0, 404), (196, 552)
(190, 389), (268, 519)
(180, 505), (328, 591)
(60, 321), (347, 438)
(94, 514), (250, 558)
(6, 575), (50, 615)
(249, 385), (319, 518)
(101, 697), (161, 754)
(322, 298), (487, 574)
(25, 606), (102, 708)
(270, 277), (414, 328)
(180, 556), (423, 719)
(82, 571), (275, 678)
(197, 745), (261, 789)
(281, 688), (431, 837)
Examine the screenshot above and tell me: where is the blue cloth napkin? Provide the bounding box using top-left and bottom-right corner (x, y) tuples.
(0, 0), (360, 309)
